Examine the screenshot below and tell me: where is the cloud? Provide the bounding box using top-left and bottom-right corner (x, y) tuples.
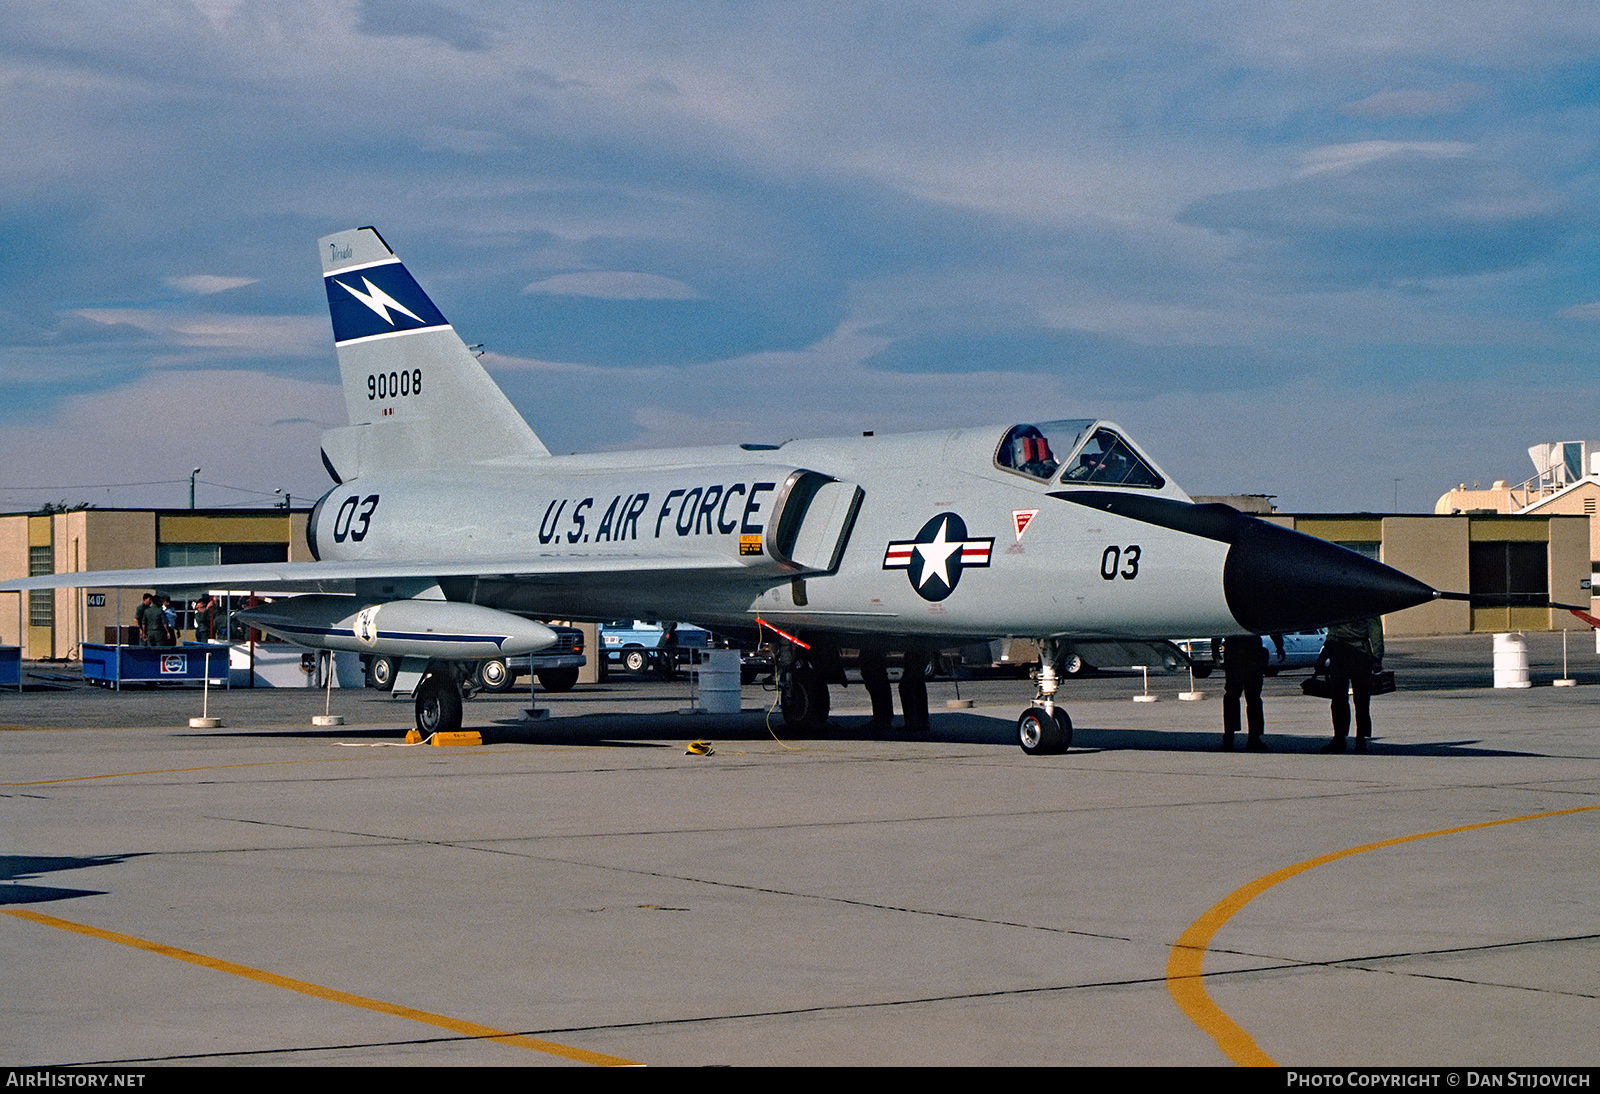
(0, 369), (340, 512)
(1293, 141), (1474, 177)
(522, 271), (703, 300)
(1340, 84), (1486, 119)
(354, 0), (495, 51)
(417, 127), (516, 156)
(67, 309), (326, 356)
(4, 1), (1600, 515)
(1179, 142), (1572, 286)
(163, 275), (259, 296)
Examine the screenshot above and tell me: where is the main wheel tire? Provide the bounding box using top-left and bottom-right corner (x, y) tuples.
(1061, 653), (1087, 677)
(780, 669), (830, 730)
(415, 674), (463, 737)
(537, 667), (579, 692)
(476, 658), (514, 692)
(367, 655), (396, 692)
(622, 648), (650, 675)
(1019, 705), (1069, 755)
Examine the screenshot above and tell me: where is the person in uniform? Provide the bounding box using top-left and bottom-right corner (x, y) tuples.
(138, 593), (165, 646)
(1221, 634), (1269, 751)
(860, 647), (931, 733)
(193, 593), (217, 643)
(1315, 617), (1384, 753)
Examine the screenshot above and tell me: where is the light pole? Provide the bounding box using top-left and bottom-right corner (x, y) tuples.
(190, 467), (201, 510)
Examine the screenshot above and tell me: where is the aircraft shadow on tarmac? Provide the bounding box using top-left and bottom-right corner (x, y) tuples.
(198, 726), (443, 741)
(0, 853), (143, 906)
(193, 711), (1548, 758)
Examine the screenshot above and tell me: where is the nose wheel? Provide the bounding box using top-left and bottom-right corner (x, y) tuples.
(1018, 705), (1071, 754)
(1018, 638), (1073, 755)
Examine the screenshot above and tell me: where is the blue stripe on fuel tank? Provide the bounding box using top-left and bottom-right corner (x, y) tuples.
(264, 622), (513, 649)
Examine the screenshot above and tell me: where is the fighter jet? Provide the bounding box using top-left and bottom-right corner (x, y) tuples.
(3, 227), (1438, 750)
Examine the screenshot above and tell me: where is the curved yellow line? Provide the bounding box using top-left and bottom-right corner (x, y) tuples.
(1166, 803), (1600, 1067)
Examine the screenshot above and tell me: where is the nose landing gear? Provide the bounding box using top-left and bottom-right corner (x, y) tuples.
(1018, 639), (1073, 754)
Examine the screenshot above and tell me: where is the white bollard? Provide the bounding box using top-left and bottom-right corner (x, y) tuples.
(1493, 633), (1531, 689)
(1132, 664), (1159, 702)
(1555, 628), (1577, 687)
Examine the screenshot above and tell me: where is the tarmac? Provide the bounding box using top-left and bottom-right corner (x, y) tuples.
(2, 633), (1597, 1068)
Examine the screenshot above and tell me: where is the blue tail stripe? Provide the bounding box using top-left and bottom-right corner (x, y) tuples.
(325, 259), (450, 344)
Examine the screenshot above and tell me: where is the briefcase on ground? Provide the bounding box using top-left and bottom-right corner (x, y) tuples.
(1302, 669), (1395, 697)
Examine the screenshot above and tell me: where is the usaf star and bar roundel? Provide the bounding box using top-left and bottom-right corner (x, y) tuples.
(883, 513), (994, 601)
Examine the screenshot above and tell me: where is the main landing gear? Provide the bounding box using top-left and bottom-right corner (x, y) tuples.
(1017, 638), (1073, 755)
(414, 662), (468, 736)
(769, 625), (1076, 753)
(770, 629), (841, 732)
(780, 666), (830, 729)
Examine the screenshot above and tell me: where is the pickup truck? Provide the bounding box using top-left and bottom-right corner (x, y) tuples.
(599, 620), (710, 677)
(474, 624), (587, 692)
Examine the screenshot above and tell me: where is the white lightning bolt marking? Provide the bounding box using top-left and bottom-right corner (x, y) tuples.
(335, 276), (424, 326)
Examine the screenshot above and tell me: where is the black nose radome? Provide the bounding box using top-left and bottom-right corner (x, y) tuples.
(1049, 491), (1436, 633)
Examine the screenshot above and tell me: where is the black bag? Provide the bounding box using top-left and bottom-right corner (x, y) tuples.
(1301, 671), (1336, 699)
(1303, 668), (1395, 698)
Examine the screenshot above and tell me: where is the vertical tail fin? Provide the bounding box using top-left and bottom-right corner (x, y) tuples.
(317, 226), (548, 480)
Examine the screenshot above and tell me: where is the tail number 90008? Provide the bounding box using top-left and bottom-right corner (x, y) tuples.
(368, 370), (422, 400)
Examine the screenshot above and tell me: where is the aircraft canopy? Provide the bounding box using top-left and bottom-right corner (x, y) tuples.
(994, 420), (1165, 489)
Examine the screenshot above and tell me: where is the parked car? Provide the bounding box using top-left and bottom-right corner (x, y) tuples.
(738, 646), (775, 685)
(476, 625), (587, 692)
(361, 624), (586, 692)
(599, 620), (710, 677)
(1175, 630), (1327, 678)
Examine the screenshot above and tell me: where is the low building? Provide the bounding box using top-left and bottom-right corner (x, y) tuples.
(0, 508), (309, 659)
(1269, 512), (1589, 636)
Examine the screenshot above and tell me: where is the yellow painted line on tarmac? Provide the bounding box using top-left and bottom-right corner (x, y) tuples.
(5, 908), (640, 1066)
(2, 734), (584, 787)
(1166, 803), (1600, 1067)
(2, 756), (376, 787)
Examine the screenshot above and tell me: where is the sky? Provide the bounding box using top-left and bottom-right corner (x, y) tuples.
(4, 2), (1600, 514)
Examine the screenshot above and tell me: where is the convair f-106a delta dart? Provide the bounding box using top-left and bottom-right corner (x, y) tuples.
(4, 227), (1441, 750)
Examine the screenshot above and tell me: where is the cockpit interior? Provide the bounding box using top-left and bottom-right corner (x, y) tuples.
(995, 420), (1165, 489)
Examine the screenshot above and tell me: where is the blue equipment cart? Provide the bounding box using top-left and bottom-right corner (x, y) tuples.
(82, 643), (230, 689)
